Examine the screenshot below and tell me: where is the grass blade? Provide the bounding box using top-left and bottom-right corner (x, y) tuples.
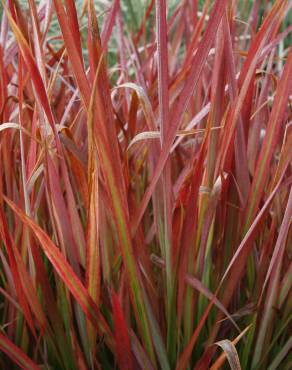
(0, 332), (40, 370)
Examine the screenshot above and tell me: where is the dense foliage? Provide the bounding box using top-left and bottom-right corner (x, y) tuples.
(0, 0), (291, 369)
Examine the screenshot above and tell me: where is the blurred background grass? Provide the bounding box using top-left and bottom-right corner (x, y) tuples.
(0, 0), (291, 79)
(1, 1), (290, 35)
(0, 1), (291, 94)
(0, 1), (284, 25)
(0, 0), (291, 86)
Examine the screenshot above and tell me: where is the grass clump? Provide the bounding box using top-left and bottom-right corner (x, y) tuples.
(0, 0), (291, 369)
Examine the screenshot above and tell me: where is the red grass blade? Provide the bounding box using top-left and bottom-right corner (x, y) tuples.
(101, 0), (119, 49)
(63, 0), (83, 60)
(112, 290), (134, 370)
(132, 0), (227, 233)
(3, 196), (113, 347)
(252, 186), (292, 367)
(175, 293), (217, 370)
(0, 208), (36, 337)
(52, 0), (90, 106)
(0, 332), (40, 370)
(2, 2), (55, 127)
(88, 65), (157, 366)
(244, 39), (292, 231)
